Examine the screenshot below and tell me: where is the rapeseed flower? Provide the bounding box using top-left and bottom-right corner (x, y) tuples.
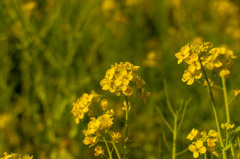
(1, 152), (33, 159)
(221, 122), (235, 131)
(71, 91), (100, 124)
(94, 146), (104, 157)
(100, 62), (148, 97)
(188, 140), (207, 158)
(187, 128), (200, 141)
(110, 131), (121, 143)
(82, 114), (114, 147)
(176, 41), (236, 85)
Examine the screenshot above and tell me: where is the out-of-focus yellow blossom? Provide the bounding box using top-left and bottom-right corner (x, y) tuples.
(233, 89), (240, 97)
(0, 114), (12, 129)
(100, 99), (109, 111)
(221, 122), (235, 131)
(110, 131), (121, 143)
(100, 62), (146, 97)
(106, 109), (115, 116)
(187, 128), (200, 141)
(219, 69), (230, 77)
(82, 114), (114, 147)
(138, 88), (151, 103)
(125, 0), (142, 6)
(188, 140), (207, 158)
(21, 1), (36, 18)
(122, 101), (132, 111)
(208, 129), (218, 138)
(94, 146), (104, 157)
(182, 70), (202, 85)
(1, 152), (33, 159)
(83, 136), (99, 148)
(143, 51), (160, 67)
(102, 0), (116, 11)
(71, 91), (100, 124)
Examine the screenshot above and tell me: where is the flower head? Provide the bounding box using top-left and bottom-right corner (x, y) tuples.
(187, 128), (200, 141)
(71, 91), (100, 124)
(188, 140), (207, 158)
(94, 146), (104, 156)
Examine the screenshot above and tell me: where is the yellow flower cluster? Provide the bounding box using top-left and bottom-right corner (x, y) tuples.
(83, 114), (114, 147)
(0, 152), (33, 159)
(176, 41), (236, 85)
(100, 62), (147, 96)
(221, 122), (235, 131)
(187, 128), (219, 158)
(71, 91), (100, 124)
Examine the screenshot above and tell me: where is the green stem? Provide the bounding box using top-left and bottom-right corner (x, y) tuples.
(104, 137), (113, 159)
(112, 141), (122, 159)
(222, 76), (236, 158)
(200, 62), (226, 159)
(221, 76), (230, 123)
(172, 115), (177, 159)
(124, 96), (130, 159)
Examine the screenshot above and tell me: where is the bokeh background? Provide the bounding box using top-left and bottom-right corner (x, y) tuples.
(0, 0), (240, 158)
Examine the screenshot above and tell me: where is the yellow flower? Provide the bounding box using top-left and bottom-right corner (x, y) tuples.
(94, 146), (104, 157)
(110, 131), (121, 143)
(102, 0), (116, 11)
(188, 140), (207, 158)
(208, 129), (218, 138)
(175, 43), (190, 64)
(207, 138), (218, 148)
(98, 114), (114, 132)
(100, 62), (141, 96)
(100, 99), (109, 111)
(233, 89), (240, 97)
(122, 101), (132, 111)
(187, 128), (199, 141)
(71, 91), (100, 124)
(221, 123), (235, 131)
(219, 69), (230, 77)
(1, 152), (33, 159)
(182, 70), (202, 85)
(83, 136), (99, 147)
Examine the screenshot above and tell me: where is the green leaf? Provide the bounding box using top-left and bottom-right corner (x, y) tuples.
(234, 126), (240, 132)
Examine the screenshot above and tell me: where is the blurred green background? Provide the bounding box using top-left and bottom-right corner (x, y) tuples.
(0, 0), (240, 158)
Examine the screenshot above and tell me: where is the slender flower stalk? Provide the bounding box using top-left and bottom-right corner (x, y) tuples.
(200, 62), (226, 159)
(112, 141), (122, 159)
(103, 137), (113, 159)
(221, 76), (236, 158)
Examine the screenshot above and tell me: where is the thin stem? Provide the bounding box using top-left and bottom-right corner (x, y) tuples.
(221, 76), (230, 123)
(163, 79), (176, 117)
(222, 76), (236, 158)
(104, 137), (113, 159)
(176, 148), (188, 156)
(156, 106), (174, 132)
(123, 96), (130, 159)
(125, 96), (129, 141)
(200, 62), (226, 159)
(172, 115), (177, 159)
(112, 141), (122, 159)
